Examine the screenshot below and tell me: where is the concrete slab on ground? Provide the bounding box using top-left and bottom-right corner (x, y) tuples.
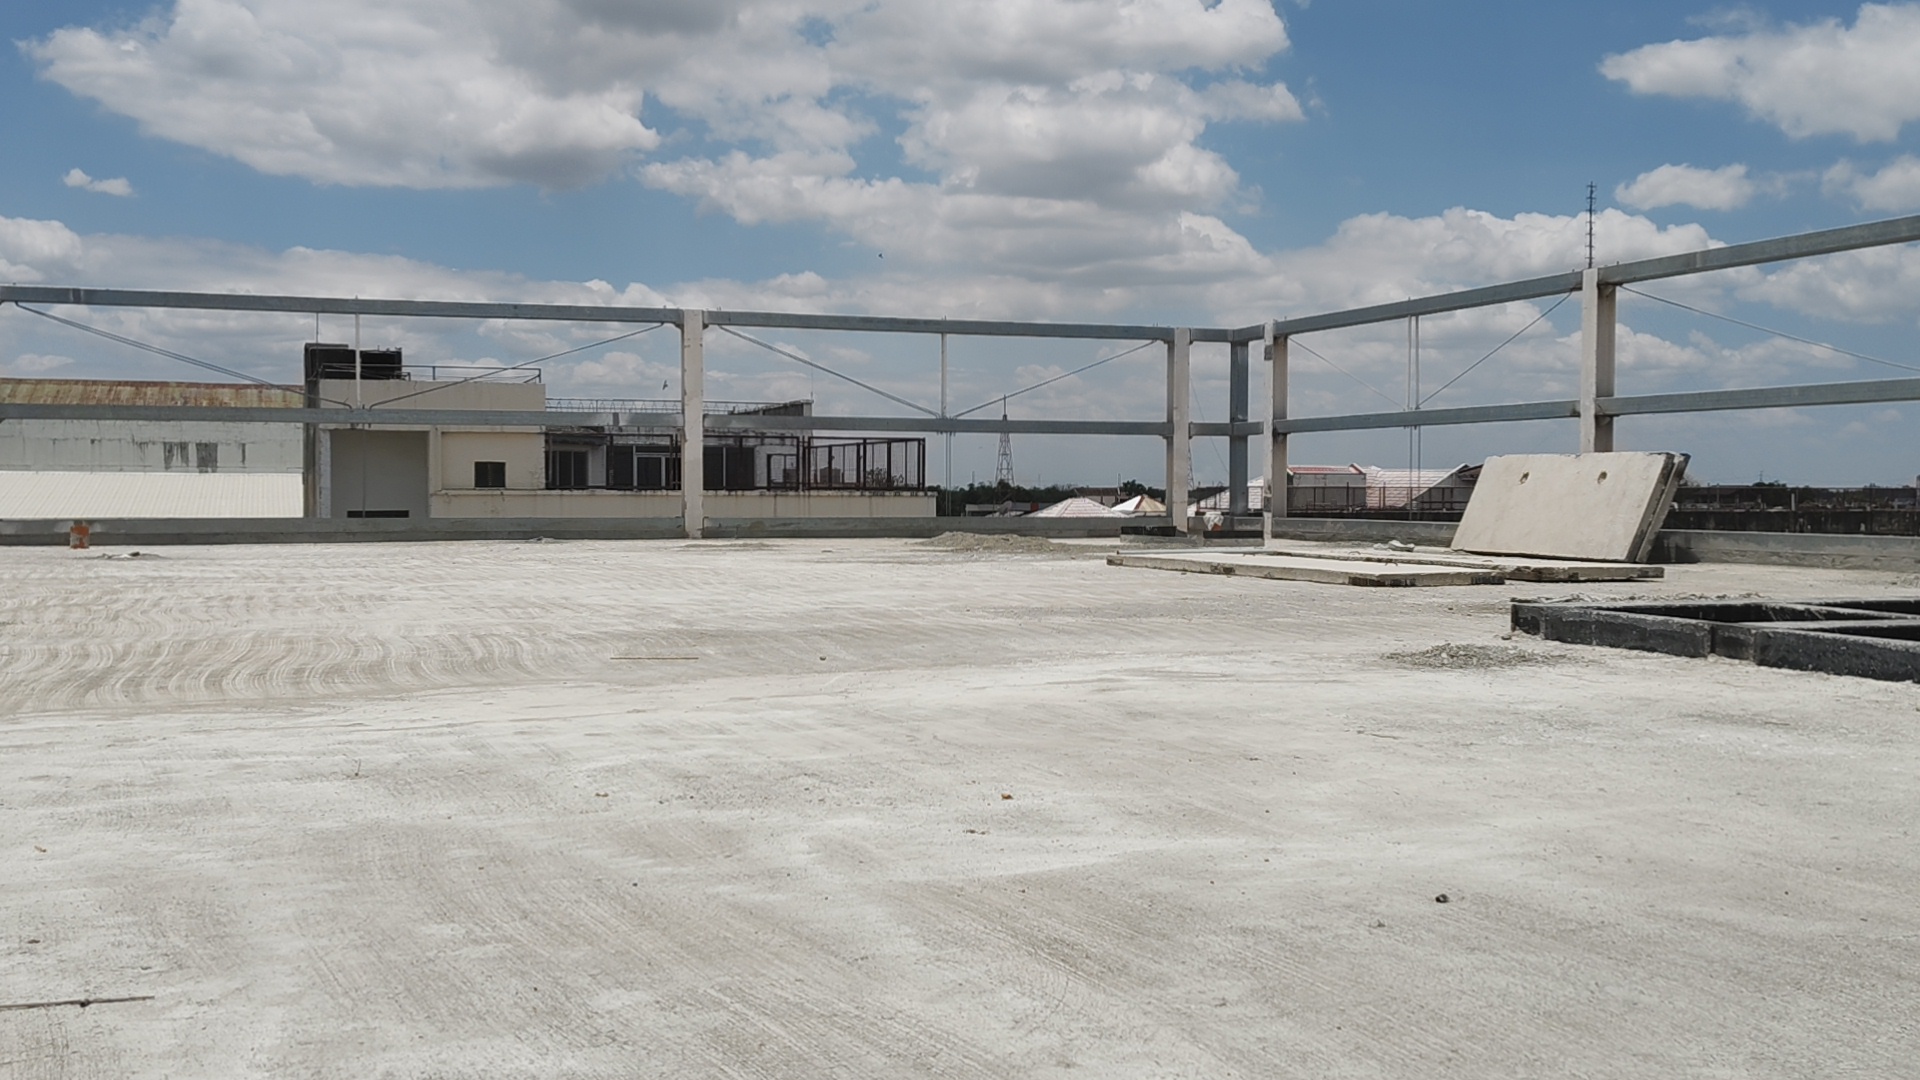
(1108, 547), (1659, 586)
(1262, 546), (1665, 582)
(1109, 551), (1507, 586)
(4, 538), (1918, 1077)
(1452, 451), (1687, 562)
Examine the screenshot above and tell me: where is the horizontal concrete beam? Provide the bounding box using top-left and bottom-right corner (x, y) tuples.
(692, 414), (1178, 436)
(1273, 399), (1580, 434)
(1190, 421), (1265, 437)
(709, 308), (1225, 342)
(20, 376), (1915, 438)
(0, 285), (1218, 342)
(0, 401), (1191, 437)
(1231, 212), (1920, 341)
(1, 286), (684, 326)
(1265, 373), (1920, 434)
(0, 402), (675, 429)
(1601, 213), (1920, 286)
(1599, 377), (1920, 416)
(1256, 274), (1584, 339)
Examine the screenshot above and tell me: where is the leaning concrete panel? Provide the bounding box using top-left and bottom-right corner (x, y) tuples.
(1452, 452), (1687, 562)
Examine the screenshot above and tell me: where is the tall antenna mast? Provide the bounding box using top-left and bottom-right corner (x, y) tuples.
(1586, 182), (1597, 269)
(994, 397), (1015, 486)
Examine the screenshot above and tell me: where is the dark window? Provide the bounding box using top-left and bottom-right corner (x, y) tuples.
(608, 447), (636, 490)
(636, 453), (679, 490)
(163, 441), (191, 470)
(474, 460), (506, 488)
(704, 444), (757, 490)
(767, 453), (799, 489)
(546, 448), (589, 489)
(194, 442), (219, 472)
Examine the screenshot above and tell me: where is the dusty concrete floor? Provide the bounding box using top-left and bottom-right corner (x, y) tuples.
(2, 537), (1917, 1078)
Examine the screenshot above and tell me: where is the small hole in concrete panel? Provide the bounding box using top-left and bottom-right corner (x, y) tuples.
(1597, 471), (1608, 482)
(1518, 472), (1530, 483)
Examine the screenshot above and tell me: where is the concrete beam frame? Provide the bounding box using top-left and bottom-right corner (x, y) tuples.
(7, 211), (1920, 539)
(1243, 213), (1920, 537)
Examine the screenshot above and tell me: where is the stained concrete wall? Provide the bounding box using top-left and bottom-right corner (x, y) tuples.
(314, 379), (545, 413)
(709, 492), (936, 519)
(0, 514), (1119, 545)
(438, 430), (545, 491)
(0, 419), (303, 473)
(429, 490), (937, 519)
(1653, 529), (1920, 571)
(432, 490), (681, 518)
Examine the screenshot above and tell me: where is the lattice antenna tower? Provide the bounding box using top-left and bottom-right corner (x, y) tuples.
(1586, 182), (1597, 269)
(994, 397), (1015, 485)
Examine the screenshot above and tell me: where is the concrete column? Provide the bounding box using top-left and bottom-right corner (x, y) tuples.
(1265, 329), (1288, 546)
(1166, 328), (1191, 534)
(680, 309), (705, 539)
(426, 428), (442, 519)
(1579, 268), (1617, 453)
(315, 427), (333, 519)
(1228, 339), (1250, 516)
(939, 332), (951, 491)
(302, 397), (319, 519)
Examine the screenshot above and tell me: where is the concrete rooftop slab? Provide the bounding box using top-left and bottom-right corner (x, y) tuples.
(3, 538), (1917, 1077)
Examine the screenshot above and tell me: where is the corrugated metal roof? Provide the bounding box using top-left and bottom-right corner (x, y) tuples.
(1362, 466), (1471, 510)
(0, 471), (303, 519)
(1029, 496), (1124, 518)
(0, 378), (301, 408)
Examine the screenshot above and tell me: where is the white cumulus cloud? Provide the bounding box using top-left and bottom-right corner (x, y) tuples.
(62, 168), (134, 197)
(1824, 156), (1920, 211)
(1614, 164), (1755, 211)
(0, 214), (87, 282)
(28, 0), (663, 189)
(26, 0), (1305, 285)
(1600, 3), (1920, 142)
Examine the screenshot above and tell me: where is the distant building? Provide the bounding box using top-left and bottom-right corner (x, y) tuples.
(1, 350), (934, 522)
(1189, 464), (1480, 516)
(0, 378), (305, 518)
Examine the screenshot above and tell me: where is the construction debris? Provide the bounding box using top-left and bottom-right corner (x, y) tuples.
(1513, 596), (1920, 681)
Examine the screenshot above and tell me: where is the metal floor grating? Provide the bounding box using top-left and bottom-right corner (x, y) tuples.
(1512, 598), (1920, 682)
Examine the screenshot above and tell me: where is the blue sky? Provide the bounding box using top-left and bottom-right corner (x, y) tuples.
(5, 1), (1920, 485)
